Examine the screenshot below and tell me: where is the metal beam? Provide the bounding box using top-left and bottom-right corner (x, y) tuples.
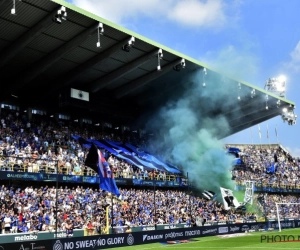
(224, 111), (280, 138)
(47, 36), (131, 91)
(89, 49), (158, 93)
(10, 23), (99, 92)
(114, 58), (181, 99)
(0, 0), (8, 9)
(0, 7), (61, 68)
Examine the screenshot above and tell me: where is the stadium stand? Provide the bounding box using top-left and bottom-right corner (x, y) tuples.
(1, 108), (300, 237)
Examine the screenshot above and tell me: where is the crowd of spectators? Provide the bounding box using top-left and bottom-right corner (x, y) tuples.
(231, 144), (300, 189)
(0, 184), (253, 235)
(257, 193), (300, 219)
(0, 109), (300, 236)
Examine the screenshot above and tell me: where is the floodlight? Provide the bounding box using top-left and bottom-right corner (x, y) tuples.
(265, 75), (286, 98)
(128, 36), (135, 46)
(202, 68), (207, 87)
(250, 89), (256, 98)
(173, 58), (186, 72)
(122, 36), (135, 52)
(281, 106), (297, 125)
(11, 8), (15, 15)
(53, 6), (67, 24)
(157, 48), (163, 71)
(181, 59), (186, 68)
(158, 48), (163, 59)
(96, 22), (104, 48)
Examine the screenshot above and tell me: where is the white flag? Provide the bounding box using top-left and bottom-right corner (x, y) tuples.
(258, 125), (261, 139)
(220, 187), (240, 210)
(71, 88), (89, 101)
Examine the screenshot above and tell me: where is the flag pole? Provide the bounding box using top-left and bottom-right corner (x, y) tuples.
(266, 124), (270, 148)
(55, 159), (58, 237)
(111, 192), (113, 234)
(153, 180), (156, 230)
(258, 125), (262, 149)
(275, 125), (279, 144)
(105, 206), (109, 234)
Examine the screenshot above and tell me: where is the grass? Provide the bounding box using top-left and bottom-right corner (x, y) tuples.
(110, 229), (300, 250)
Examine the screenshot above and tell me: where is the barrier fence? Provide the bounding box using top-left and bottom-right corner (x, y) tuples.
(0, 156), (188, 187)
(1, 220), (300, 250)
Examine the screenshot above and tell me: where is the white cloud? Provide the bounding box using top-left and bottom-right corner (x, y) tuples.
(284, 41), (300, 72)
(71, 0), (231, 28)
(168, 0), (226, 28)
(201, 45), (259, 82)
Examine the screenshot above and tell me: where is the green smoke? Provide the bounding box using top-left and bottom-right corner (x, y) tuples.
(146, 70), (237, 193)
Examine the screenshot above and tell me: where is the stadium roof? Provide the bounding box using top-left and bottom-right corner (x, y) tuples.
(0, 0), (296, 138)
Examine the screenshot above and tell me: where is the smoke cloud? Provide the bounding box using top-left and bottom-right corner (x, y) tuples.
(145, 70), (237, 193)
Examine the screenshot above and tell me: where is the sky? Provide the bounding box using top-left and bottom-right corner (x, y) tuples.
(66, 0), (300, 157)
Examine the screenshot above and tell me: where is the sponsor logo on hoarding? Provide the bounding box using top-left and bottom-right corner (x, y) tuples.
(185, 230), (201, 237)
(218, 227), (228, 234)
(165, 232), (184, 239)
(202, 228), (218, 235)
(14, 234), (38, 242)
(230, 226), (240, 232)
(143, 234), (164, 242)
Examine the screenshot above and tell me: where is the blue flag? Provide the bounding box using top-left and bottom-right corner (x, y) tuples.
(85, 144), (120, 196)
(266, 163), (275, 174)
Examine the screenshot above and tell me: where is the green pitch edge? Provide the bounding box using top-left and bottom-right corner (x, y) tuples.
(51, 0), (295, 106)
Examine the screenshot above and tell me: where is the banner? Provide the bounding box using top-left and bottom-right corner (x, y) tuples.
(0, 171), (185, 188)
(1, 221), (300, 250)
(70, 88), (89, 101)
(0, 229), (84, 243)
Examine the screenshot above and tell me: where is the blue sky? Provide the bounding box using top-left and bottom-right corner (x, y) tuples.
(66, 0), (300, 157)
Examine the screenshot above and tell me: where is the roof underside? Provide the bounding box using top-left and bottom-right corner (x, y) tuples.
(0, 0), (296, 138)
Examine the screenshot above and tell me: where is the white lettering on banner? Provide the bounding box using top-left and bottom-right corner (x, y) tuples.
(230, 226), (240, 232)
(19, 243), (46, 250)
(107, 237), (124, 245)
(97, 238), (106, 246)
(218, 227), (229, 234)
(185, 230), (201, 236)
(143, 234), (164, 241)
(165, 232), (184, 239)
(75, 240), (97, 249)
(15, 234), (38, 242)
(142, 226), (155, 231)
(64, 241), (74, 249)
(54, 232), (69, 238)
(202, 228), (218, 235)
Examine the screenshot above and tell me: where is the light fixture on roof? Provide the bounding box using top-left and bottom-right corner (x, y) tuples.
(53, 6), (67, 24)
(250, 88), (256, 98)
(202, 67), (207, 87)
(264, 75), (286, 98)
(11, 0), (16, 15)
(281, 106), (297, 125)
(265, 94), (269, 110)
(96, 22), (104, 48)
(237, 83), (241, 100)
(122, 36), (135, 52)
(173, 58), (185, 72)
(276, 100), (281, 108)
(157, 48), (163, 71)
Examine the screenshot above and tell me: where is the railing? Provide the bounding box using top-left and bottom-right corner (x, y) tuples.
(236, 183), (300, 193)
(0, 156), (190, 187)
